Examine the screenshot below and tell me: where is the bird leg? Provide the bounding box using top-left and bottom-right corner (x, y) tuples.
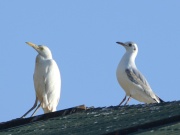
(124, 96), (131, 105)
(31, 103), (41, 117)
(119, 95), (127, 106)
(21, 97), (38, 118)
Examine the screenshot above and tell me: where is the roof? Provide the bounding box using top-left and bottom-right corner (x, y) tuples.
(0, 101), (180, 135)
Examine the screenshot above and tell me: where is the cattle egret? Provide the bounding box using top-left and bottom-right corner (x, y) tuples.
(116, 41), (164, 105)
(21, 42), (61, 118)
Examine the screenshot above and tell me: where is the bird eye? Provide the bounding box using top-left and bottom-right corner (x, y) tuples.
(40, 47), (44, 51)
(129, 43), (132, 47)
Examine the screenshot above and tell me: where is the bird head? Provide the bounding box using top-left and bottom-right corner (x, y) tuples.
(116, 41), (138, 54)
(26, 42), (52, 59)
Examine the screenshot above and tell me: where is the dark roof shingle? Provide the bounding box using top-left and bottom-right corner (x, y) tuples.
(0, 101), (180, 135)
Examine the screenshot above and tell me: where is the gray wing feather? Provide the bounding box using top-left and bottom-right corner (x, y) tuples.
(125, 68), (149, 86)
(125, 68), (153, 94)
(125, 68), (164, 103)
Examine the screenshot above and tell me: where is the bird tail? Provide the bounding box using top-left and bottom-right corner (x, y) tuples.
(159, 97), (165, 103)
(156, 95), (165, 103)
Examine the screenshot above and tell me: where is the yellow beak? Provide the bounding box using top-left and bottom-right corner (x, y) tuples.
(26, 42), (39, 49)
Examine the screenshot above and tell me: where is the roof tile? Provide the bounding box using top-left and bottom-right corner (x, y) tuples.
(0, 101), (180, 135)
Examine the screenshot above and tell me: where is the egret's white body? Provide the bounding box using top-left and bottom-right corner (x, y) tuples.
(116, 41), (164, 105)
(21, 42), (61, 118)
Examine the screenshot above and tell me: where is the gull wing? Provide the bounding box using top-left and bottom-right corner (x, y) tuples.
(125, 68), (159, 102)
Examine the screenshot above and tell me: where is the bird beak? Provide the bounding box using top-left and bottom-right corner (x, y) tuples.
(116, 42), (126, 46)
(26, 42), (39, 50)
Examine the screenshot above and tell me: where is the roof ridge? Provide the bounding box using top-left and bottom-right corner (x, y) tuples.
(0, 101), (179, 132)
(0, 104), (87, 130)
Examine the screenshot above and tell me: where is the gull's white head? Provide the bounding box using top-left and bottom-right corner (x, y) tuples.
(26, 42), (52, 59)
(116, 41), (138, 54)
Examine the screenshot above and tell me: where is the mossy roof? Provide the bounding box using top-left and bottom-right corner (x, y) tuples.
(0, 101), (180, 135)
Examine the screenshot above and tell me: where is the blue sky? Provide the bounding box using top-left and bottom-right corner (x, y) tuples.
(1, 1), (180, 122)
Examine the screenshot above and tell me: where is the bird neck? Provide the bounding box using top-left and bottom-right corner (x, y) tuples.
(37, 54), (53, 61)
(120, 52), (137, 68)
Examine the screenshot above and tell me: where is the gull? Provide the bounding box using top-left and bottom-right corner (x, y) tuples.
(116, 41), (164, 105)
(21, 42), (61, 118)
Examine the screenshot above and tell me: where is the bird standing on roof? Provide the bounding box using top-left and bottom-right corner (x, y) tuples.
(116, 41), (164, 105)
(21, 42), (61, 118)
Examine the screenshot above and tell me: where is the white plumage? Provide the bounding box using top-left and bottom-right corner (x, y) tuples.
(21, 42), (61, 118)
(116, 41), (164, 105)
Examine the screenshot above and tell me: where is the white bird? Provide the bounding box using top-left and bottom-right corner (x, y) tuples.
(116, 41), (164, 106)
(21, 42), (61, 118)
